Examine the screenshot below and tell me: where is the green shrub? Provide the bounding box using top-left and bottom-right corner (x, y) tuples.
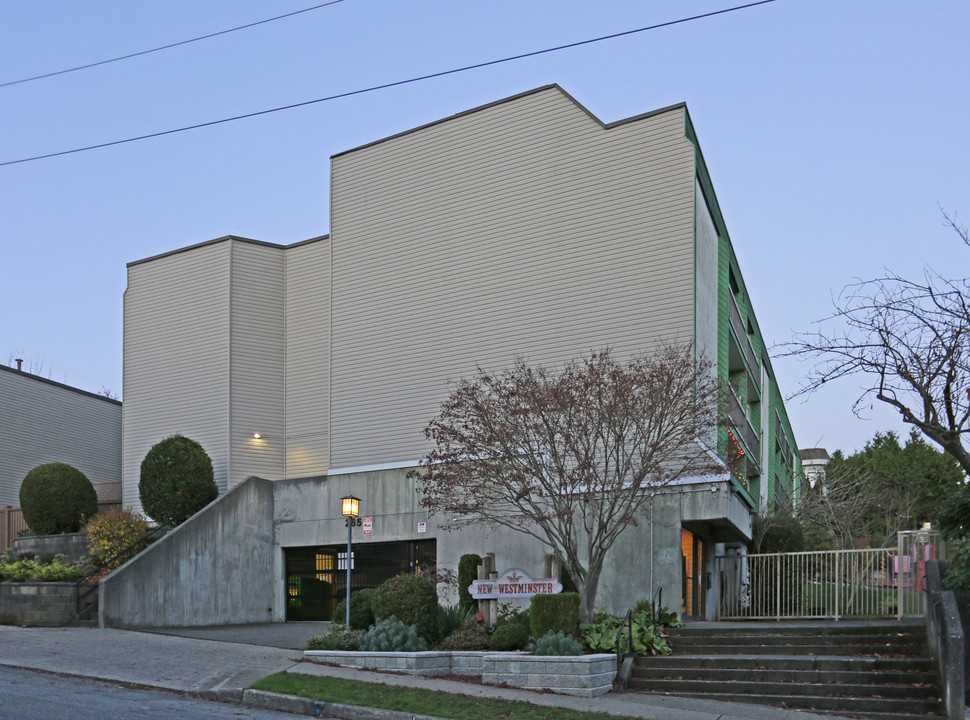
(559, 566), (578, 595)
(84, 509), (149, 570)
(457, 554), (481, 610)
(306, 624), (360, 651)
(533, 630), (583, 656)
(937, 485), (970, 541)
(19, 462), (98, 535)
(0, 554), (81, 582)
(489, 621), (529, 651)
(333, 588), (375, 629)
(437, 618), (490, 651)
(370, 575), (439, 643)
(529, 592), (580, 639)
(139, 434), (218, 527)
(359, 616), (428, 652)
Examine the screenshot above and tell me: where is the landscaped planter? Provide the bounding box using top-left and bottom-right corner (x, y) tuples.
(12, 533), (90, 563)
(303, 650), (616, 696)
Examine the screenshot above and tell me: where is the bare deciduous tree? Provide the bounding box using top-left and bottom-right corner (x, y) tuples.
(780, 211), (970, 475)
(413, 343), (724, 622)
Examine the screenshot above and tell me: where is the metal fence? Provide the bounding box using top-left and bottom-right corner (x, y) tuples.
(717, 530), (945, 620)
(1, 506), (29, 551)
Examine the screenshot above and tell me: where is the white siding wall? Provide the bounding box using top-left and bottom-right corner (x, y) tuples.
(123, 242), (231, 512)
(329, 87), (697, 469)
(0, 368), (121, 507)
(229, 242), (285, 487)
(284, 240), (330, 478)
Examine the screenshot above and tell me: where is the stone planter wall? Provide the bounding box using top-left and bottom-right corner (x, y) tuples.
(0, 582), (96, 626)
(12, 533), (90, 562)
(304, 650), (616, 696)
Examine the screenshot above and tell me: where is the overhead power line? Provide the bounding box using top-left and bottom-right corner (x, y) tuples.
(0, 0), (345, 89)
(0, 0), (777, 168)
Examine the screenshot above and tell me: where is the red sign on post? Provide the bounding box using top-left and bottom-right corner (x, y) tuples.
(362, 517), (373, 535)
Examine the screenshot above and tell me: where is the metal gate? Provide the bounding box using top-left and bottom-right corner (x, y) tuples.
(717, 529), (945, 620)
(285, 539), (436, 621)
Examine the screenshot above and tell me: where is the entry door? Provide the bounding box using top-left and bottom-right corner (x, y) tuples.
(681, 528), (706, 619)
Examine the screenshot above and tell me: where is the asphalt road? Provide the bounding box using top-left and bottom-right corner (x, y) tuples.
(0, 666), (308, 720)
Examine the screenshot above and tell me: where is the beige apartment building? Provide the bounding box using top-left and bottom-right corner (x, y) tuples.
(109, 85), (800, 627)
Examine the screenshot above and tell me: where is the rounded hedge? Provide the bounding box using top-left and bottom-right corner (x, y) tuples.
(333, 587), (376, 629)
(20, 462), (98, 535)
(370, 574), (439, 643)
(139, 434), (218, 527)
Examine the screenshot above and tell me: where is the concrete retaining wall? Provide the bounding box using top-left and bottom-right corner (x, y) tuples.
(303, 650), (616, 696)
(100, 476), (275, 627)
(12, 533), (90, 562)
(0, 582), (96, 626)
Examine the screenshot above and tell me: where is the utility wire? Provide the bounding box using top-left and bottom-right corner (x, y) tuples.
(0, 0), (776, 168)
(0, 0), (345, 89)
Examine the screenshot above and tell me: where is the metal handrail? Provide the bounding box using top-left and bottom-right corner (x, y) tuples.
(651, 585), (663, 625)
(615, 608), (633, 659)
(63, 525), (166, 626)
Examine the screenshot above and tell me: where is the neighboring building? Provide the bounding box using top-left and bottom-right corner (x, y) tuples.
(116, 85), (800, 625)
(0, 362), (122, 538)
(799, 447), (831, 490)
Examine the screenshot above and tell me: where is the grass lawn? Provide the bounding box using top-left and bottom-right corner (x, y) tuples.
(250, 672), (642, 720)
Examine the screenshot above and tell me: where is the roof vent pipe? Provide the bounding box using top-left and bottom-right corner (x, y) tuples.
(15, 358), (22, 372)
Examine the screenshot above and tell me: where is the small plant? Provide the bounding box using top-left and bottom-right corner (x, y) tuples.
(529, 592), (580, 639)
(533, 630), (583, 656)
(359, 616), (428, 652)
(306, 624), (360, 651)
(333, 588), (375, 629)
(632, 599), (683, 628)
(580, 610), (671, 655)
(0, 553), (81, 582)
(437, 603), (473, 640)
(489, 621), (529, 651)
(370, 575), (439, 643)
(19, 462), (98, 535)
(84, 509), (149, 570)
(437, 618), (490, 650)
(139, 434), (218, 527)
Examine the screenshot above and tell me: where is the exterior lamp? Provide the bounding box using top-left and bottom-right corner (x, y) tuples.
(340, 495), (360, 626)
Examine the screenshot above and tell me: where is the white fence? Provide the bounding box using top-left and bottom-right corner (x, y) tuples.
(717, 530), (945, 620)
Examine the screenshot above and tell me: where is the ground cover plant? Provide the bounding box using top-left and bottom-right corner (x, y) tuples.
(250, 673), (640, 720)
(0, 551), (83, 582)
(580, 610), (671, 655)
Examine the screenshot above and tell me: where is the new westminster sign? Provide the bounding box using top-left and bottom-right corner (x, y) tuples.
(468, 568), (563, 600)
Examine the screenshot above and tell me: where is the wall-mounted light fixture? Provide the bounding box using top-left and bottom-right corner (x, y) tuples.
(253, 432), (262, 439)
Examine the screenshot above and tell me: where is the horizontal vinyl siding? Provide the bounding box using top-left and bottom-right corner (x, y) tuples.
(229, 241), (285, 487)
(0, 370), (121, 507)
(122, 242), (230, 513)
(330, 87), (696, 468)
(284, 240), (329, 477)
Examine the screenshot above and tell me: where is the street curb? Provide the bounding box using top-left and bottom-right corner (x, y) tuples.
(242, 689), (448, 720)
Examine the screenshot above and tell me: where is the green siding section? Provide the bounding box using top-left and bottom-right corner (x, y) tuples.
(686, 111), (802, 511)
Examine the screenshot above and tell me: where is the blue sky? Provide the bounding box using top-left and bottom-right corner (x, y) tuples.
(2, 1), (968, 456)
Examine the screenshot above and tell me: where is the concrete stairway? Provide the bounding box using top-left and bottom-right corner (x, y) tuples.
(630, 621), (944, 719)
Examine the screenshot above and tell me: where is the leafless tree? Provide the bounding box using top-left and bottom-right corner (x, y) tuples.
(413, 343), (724, 622)
(780, 211), (970, 475)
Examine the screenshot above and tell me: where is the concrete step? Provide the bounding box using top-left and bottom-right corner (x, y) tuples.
(631, 665), (937, 686)
(665, 641), (926, 656)
(635, 689), (943, 716)
(628, 677), (939, 700)
(634, 654), (937, 672)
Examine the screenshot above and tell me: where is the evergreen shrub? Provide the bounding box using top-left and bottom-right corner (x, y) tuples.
(19, 462), (98, 535)
(529, 591), (580, 639)
(333, 588), (375, 629)
(489, 621), (529, 651)
(305, 624), (360, 651)
(359, 616), (428, 652)
(139, 434), (217, 527)
(370, 574), (439, 643)
(457, 553), (481, 610)
(533, 630), (583, 656)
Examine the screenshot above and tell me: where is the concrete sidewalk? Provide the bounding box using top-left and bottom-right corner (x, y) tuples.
(0, 624), (855, 720)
